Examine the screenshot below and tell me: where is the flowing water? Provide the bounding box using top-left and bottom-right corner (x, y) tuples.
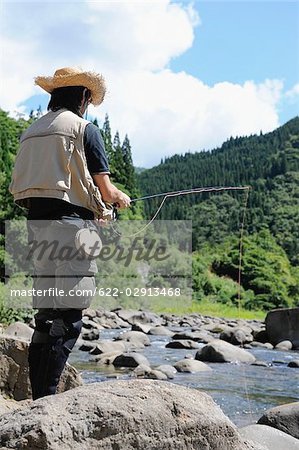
(69, 328), (299, 427)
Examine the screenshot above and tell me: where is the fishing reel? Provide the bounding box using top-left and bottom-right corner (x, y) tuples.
(74, 203), (117, 258)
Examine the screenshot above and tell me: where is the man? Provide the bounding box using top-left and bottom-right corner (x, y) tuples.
(9, 67), (130, 399)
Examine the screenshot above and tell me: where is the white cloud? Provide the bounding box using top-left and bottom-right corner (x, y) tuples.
(286, 83), (299, 98)
(0, 0), (285, 167)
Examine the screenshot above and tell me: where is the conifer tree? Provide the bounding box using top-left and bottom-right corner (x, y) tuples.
(122, 134), (136, 194)
(101, 114), (115, 172)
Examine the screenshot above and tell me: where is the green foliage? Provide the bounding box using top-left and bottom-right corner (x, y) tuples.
(211, 230), (299, 310)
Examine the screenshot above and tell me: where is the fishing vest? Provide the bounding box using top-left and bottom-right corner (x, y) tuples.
(9, 109), (112, 220)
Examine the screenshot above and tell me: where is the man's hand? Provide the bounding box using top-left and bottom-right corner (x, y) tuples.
(92, 173), (131, 209)
(115, 192), (131, 209)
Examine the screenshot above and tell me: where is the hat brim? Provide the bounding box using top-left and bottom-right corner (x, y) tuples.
(35, 71), (106, 106)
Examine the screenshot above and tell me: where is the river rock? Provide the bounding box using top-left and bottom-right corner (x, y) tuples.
(112, 352), (150, 368)
(94, 351), (123, 365)
(155, 365), (177, 379)
(275, 340), (293, 351)
(265, 307), (299, 347)
(81, 328), (100, 341)
(166, 340), (200, 349)
(133, 365), (168, 380)
(115, 309), (164, 326)
(220, 327), (253, 346)
(174, 359), (212, 373)
(77, 340), (96, 352)
(239, 424), (299, 450)
(0, 336), (82, 400)
(94, 310), (130, 329)
(148, 326), (174, 337)
(115, 330), (151, 347)
(195, 340), (256, 363)
(172, 330), (212, 343)
(250, 341), (273, 350)
(253, 329), (269, 343)
(257, 401), (299, 439)
(3, 322), (33, 341)
(0, 379), (265, 449)
(89, 340), (127, 355)
(288, 360), (299, 368)
(131, 323), (152, 334)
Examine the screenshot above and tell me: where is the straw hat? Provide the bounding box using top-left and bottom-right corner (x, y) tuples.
(34, 67), (106, 106)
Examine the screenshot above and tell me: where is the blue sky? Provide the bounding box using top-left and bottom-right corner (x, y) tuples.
(0, 0), (298, 167)
(170, 1), (299, 124)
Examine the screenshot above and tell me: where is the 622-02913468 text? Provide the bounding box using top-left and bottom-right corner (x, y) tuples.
(96, 287), (182, 297)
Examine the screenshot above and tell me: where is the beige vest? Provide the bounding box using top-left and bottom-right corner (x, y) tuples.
(9, 109), (112, 219)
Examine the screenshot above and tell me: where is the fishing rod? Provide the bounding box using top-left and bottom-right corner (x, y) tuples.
(130, 185), (251, 203)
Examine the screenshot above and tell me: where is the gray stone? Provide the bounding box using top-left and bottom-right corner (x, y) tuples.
(0, 336), (82, 400)
(115, 309), (163, 326)
(81, 328), (100, 341)
(239, 424), (299, 450)
(195, 340), (256, 364)
(251, 341), (273, 350)
(0, 379), (264, 449)
(148, 326), (174, 337)
(265, 307), (299, 347)
(94, 310), (130, 329)
(257, 401), (299, 439)
(166, 340), (200, 349)
(113, 352), (150, 368)
(174, 359), (212, 373)
(0, 394), (31, 417)
(3, 322), (33, 341)
(115, 330), (151, 347)
(275, 340), (293, 351)
(172, 331), (212, 343)
(131, 323), (152, 334)
(155, 365), (177, 379)
(288, 360), (299, 368)
(95, 351), (123, 365)
(89, 340), (127, 355)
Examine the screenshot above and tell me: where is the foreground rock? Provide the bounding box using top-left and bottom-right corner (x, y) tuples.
(257, 401), (299, 439)
(0, 336), (82, 400)
(195, 340), (256, 364)
(0, 380), (265, 450)
(239, 424), (299, 450)
(3, 322), (33, 341)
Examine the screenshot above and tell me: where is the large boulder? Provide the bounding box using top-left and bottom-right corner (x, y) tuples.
(265, 308), (299, 347)
(195, 340), (256, 364)
(0, 380), (265, 449)
(239, 424), (299, 450)
(257, 401), (299, 439)
(3, 322), (33, 341)
(0, 336), (82, 400)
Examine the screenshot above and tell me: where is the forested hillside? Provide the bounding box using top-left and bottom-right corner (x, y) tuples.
(138, 118), (299, 311)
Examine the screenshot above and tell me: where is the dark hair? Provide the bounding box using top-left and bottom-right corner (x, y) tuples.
(47, 86), (91, 116)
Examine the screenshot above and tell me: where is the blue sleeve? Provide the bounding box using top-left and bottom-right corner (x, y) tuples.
(84, 123), (110, 175)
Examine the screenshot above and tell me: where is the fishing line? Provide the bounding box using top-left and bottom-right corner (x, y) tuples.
(109, 183), (255, 422)
(110, 185), (251, 238)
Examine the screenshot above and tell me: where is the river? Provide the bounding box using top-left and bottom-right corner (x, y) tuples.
(69, 327), (299, 428)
